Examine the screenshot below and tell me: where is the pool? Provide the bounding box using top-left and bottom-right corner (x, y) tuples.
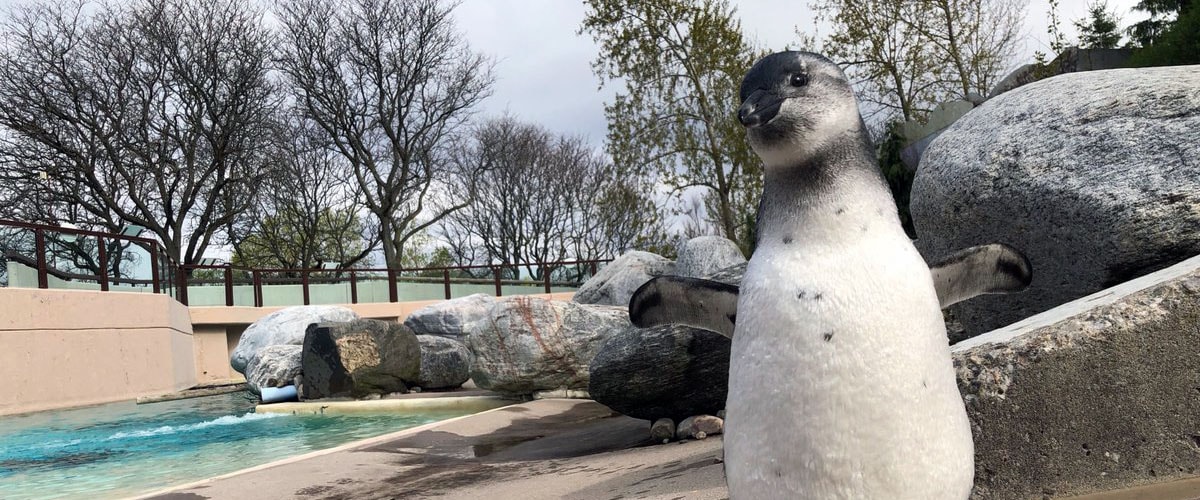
(0, 392), (472, 499)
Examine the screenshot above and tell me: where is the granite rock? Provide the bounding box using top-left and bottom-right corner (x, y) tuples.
(468, 296), (628, 395)
(300, 319), (421, 399)
(913, 65), (1200, 338)
(243, 344), (302, 395)
(953, 254), (1200, 498)
(572, 251), (674, 306)
(588, 324), (730, 422)
(231, 305), (359, 373)
(415, 335), (471, 390)
(404, 294), (495, 339)
(675, 236), (746, 279)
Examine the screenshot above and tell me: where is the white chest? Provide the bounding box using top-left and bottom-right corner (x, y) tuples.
(723, 233), (974, 499)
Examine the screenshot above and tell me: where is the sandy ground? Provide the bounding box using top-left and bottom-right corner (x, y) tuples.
(137, 397), (1200, 500)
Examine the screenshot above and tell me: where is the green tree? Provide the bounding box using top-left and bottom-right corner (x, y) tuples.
(1074, 1), (1124, 49)
(232, 207), (366, 270)
(1127, 0), (1198, 65)
(581, 0), (760, 254)
(1127, 0), (1192, 47)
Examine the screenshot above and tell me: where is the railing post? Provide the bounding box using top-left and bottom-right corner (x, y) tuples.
(349, 270), (358, 304)
(302, 270), (311, 305)
(543, 266), (552, 294)
(387, 270), (398, 303)
(589, 261), (598, 278)
(493, 266), (502, 297)
(149, 247), (160, 294)
(224, 266), (234, 306)
(443, 269), (452, 300)
(253, 271), (262, 307)
(96, 236), (109, 292)
(176, 267), (189, 306)
(33, 228), (48, 289)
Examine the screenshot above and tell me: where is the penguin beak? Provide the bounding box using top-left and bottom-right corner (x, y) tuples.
(738, 90), (783, 128)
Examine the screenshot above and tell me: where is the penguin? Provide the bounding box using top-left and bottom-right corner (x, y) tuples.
(724, 51), (976, 499)
(629, 243), (1031, 338)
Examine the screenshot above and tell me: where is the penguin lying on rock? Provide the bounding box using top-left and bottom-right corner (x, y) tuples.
(628, 51), (1032, 500)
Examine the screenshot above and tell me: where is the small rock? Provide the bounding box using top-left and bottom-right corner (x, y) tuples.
(651, 418), (676, 443)
(677, 415), (724, 440)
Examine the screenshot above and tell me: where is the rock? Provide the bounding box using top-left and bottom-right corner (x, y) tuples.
(231, 305), (359, 373)
(953, 253), (1200, 499)
(674, 236), (746, 278)
(588, 324), (730, 421)
(243, 344), (302, 395)
(531, 388), (591, 399)
(572, 251), (674, 306)
(403, 294), (495, 338)
(415, 335), (471, 390)
(912, 65), (1200, 339)
(468, 296), (628, 395)
(651, 418), (676, 443)
(676, 415), (723, 440)
(300, 319), (421, 400)
(987, 63), (1042, 99)
(704, 262), (745, 286)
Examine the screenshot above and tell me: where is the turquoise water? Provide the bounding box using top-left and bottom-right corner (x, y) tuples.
(0, 392), (467, 499)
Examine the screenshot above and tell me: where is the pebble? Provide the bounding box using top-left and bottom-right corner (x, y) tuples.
(651, 418), (676, 443)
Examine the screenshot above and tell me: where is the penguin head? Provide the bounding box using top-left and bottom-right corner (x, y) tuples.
(737, 51), (861, 167)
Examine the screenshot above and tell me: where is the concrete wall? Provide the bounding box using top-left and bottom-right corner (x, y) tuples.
(0, 287), (576, 415)
(0, 287), (197, 416)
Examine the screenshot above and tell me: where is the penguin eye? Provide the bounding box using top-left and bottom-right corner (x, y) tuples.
(790, 73), (809, 87)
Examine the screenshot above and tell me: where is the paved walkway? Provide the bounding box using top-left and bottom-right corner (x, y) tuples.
(141, 399), (727, 500)
(138, 397), (1200, 500)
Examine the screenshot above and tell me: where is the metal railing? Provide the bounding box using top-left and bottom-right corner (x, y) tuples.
(0, 219), (180, 297)
(177, 260), (606, 307)
(1, 219), (608, 307)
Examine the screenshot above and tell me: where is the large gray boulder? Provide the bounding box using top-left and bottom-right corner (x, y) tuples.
(674, 236), (745, 278)
(300, 319), (421, 400)
(953, 253), (1200, 499)
(415, 335), (471, 390)
(589, 324), (730, 422)
(403, 293), (495, 339)
(243, 344), (302, 395)
(468, 296), (628, 395)
(572, 251), (674, 306)
(231, 305), (359, 373)
(912, 65), (1200, 338)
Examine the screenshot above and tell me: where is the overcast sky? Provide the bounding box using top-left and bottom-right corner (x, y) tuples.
(455, 0), (1143, 148)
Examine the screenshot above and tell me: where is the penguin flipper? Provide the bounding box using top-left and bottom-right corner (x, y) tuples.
(628, 276), (739, 338)
(930, 243), (1032, 308)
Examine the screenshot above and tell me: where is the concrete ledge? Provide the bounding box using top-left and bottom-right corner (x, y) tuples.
(188, 292), (577, 327)
(256, 395), (516, 415)
(954, 254), (1200, 498)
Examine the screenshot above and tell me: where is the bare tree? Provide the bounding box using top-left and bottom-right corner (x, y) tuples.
(275, 0), (493, 268)
(439, 116), (668, 280)
(812, 0), (945, 123)
(226, 117), (377, 271)
(0, 0), (281, 265)
(812, 0), (1025, 124)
